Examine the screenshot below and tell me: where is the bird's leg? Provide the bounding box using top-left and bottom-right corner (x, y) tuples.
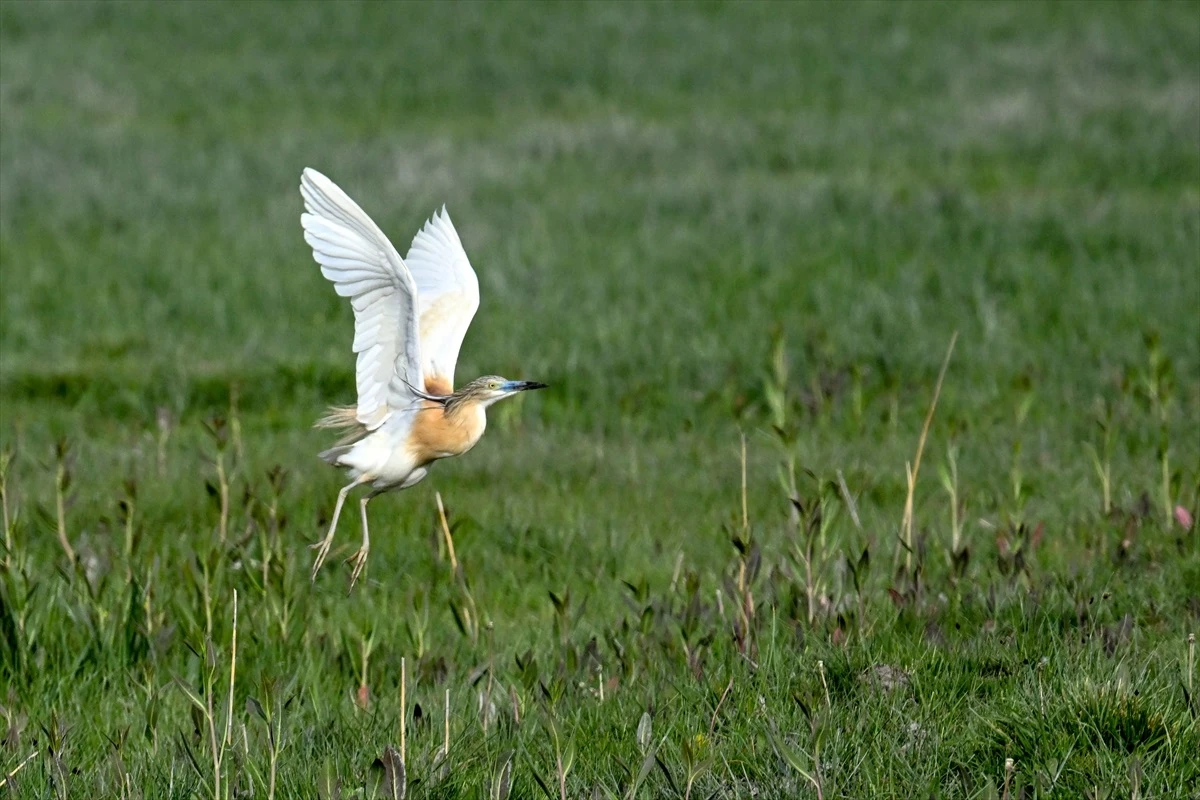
(311, 479), (360, 582)
(347, 491), (376, 590)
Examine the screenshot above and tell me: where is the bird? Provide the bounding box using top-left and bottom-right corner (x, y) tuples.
(299, 168), (546, 588)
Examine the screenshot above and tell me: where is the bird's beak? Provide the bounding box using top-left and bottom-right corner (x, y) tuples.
(504, 381), (547, 392)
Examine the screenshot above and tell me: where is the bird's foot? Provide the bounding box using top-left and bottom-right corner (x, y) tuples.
(346, 545), (370, 591)
(310, 537), (335, 582)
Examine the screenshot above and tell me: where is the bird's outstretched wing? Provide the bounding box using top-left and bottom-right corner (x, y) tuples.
(300, 168), (423, 430)
(403, 208), (480, 394)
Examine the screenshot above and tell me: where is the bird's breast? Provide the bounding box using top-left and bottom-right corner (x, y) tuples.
(407, 401), (486, 464)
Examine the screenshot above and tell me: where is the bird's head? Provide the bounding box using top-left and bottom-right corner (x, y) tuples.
(453, 375), (547, 409)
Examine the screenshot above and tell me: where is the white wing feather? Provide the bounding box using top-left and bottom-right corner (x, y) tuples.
(403, 207), (480, 389)
(300, 168), (423, 430)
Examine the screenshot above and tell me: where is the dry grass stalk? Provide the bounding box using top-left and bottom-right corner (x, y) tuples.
(708, 677), (734, 739)
(399, 657), (407, 764)
(0, 749), (38, 789)
(229, 384), (244, 470)
(740, 431), (748, 536)
(54, 445), (76, 564)
(224, 590), (238, 748)
(899, 331), (958, 572)
(215, 450), (230, 546)
(1188, 633), (1195, 700)
(442, 688), (450, 759)
(836, 469), (862, 532)
(0, 447), (14, 568)
(435, 492), (458, 572)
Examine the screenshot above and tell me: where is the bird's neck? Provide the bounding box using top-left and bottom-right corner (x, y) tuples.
(410, 398), (487, 463)
(442, 386), (486, 418)
(442, 393), (484, 422)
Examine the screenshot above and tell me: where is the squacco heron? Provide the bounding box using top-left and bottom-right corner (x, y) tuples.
(299, 168), (545, 587)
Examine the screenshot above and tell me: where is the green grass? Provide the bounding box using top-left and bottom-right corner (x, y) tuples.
(2, 1), (1198, 797)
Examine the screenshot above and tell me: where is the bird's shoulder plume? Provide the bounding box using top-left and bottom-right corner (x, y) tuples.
(314, 405), (368, 444)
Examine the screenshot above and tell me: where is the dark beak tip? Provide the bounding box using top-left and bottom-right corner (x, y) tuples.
(527, 381), (548, 391)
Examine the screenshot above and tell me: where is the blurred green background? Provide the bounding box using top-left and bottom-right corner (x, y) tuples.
(1, 2), (1198, 797)
(4, 2), (1196, 431)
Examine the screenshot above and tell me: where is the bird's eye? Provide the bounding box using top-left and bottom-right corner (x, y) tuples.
(489, 380), (501, 390)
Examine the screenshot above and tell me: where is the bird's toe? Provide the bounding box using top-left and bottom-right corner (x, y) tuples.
(346, 547), (369, 590)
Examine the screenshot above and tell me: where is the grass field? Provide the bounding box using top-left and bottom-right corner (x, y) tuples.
(2, 2), (1199, 797)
